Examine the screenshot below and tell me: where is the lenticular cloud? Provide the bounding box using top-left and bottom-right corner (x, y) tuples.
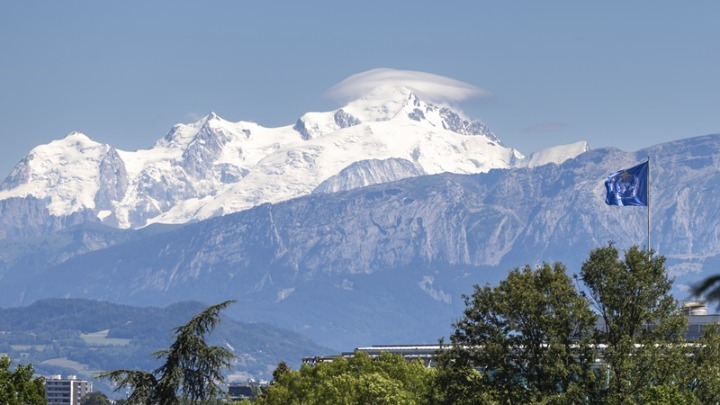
(325, 68), (491, 104)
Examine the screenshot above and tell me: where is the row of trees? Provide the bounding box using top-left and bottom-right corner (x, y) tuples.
(431, 243), (720, 404)
(255, 352), (434, 404)
(260, 243), (720, 404)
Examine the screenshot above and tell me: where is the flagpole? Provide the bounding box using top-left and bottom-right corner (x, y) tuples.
(647, 155), (651, 256)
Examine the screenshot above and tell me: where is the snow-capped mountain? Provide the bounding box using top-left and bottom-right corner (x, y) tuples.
(1, 132), (116, 215)
(0, 85), (585, 234)
(5, 134), (720, 350)
(518, 141), (590, 168)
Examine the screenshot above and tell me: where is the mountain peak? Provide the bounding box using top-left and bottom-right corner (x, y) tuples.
(198, 112), (227, 131)
(62, 131), (94, 143)
(187, 112), (225, 129)
(520, 141), (590, 168)
(0, 130), (112, 215)
(357, 85), (416, 102)
(158, 112), (228, 149)
(340, 85), (419, 123)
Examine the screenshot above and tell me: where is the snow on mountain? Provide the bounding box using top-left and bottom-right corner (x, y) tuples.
(110, 113), (299, 227)
(0, 132), (111, 215)
(519, 141), (590, 168)
(158, 87), (523, 225)
(313, 158), (426, 194)
(0, 85), (585, 232)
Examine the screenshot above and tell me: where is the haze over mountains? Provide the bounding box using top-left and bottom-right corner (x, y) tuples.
(0, 80), (717, 352)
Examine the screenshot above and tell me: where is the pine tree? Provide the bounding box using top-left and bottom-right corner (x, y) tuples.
(100, 300), (236, 404)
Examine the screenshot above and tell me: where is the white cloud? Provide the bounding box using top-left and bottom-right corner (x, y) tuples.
(325, 68), (491, 104)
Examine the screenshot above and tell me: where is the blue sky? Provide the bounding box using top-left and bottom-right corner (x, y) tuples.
(1, 1), (718, 177)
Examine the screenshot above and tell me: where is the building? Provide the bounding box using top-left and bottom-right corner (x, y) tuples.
(303, 345), (441, 367)
(681, 301), (720, 341)
(45, 375), (92, 405)
(228, 380), (268, 401)
(303, 303), (720, 367)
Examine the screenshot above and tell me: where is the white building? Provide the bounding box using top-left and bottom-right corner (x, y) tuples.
(45, 375), (92, 405)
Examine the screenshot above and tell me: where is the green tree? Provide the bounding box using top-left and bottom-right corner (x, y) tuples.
(271, 361), (290, 383)
(257, 351), (434, 404)
(81, 391), (112, 405)
(580, 244), (687, 403)
(0, 355), (45, 405)
(435, 262), (597, 404)
(692, 274), (720, 303)
(683, 323), (720, 403)
(428, 363), (496, 405)
(436, 244), (720, 403)
(99, 300), (236, 404)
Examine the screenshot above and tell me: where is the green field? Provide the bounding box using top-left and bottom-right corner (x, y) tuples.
(80, 330), (131, 346)
(10, 345), (48, 351)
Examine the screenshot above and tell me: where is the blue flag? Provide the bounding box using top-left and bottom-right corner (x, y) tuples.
(605, 161), (648, 206)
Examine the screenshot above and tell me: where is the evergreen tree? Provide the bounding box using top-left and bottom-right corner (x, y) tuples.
(99, 300), (236, 404)
(271, 361), (290, 383)
(80, 391), (112, 405)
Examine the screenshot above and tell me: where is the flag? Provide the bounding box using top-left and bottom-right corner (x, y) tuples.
(604, 161), (648, 206)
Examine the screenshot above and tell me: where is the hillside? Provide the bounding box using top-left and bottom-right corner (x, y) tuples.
(0, 299), (331, 387)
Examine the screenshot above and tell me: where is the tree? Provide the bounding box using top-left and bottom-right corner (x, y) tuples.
(581, 244), (685, 346)
(685, 323), (720, 403)
(436, 262), (597, 404)
(81, 391), (112, 405)
(99, 300), (236, 404)
(257, 351), (434, 404)
(436, 244), (720, 403)
(580, 244), (687, 402)
(0, 355), (45, 405)
(428, 363), (496, 405)
(271, 361), (290, 383)
(692, 274), (720, 303)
